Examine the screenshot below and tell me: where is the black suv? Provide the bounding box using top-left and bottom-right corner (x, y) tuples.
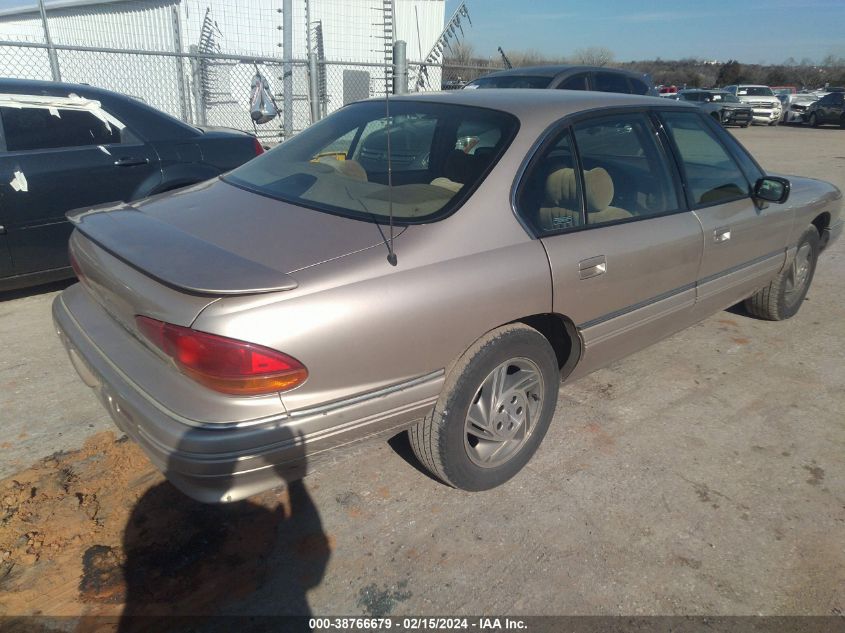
(464, 65), (655, 96)
(0, 79), (263, 291)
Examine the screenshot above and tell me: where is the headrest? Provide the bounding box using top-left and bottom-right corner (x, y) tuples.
(315, 156), (368, 182)
(443, 149), (487, 184)
(584, 167), (614, 212)
(544, 167), (579, 208)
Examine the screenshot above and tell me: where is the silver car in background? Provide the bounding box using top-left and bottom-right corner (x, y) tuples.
(54, 90), (843, 502)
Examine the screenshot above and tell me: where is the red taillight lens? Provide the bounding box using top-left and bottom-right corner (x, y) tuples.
(253, 137), (265, 155)
(135, 316), (307, 396)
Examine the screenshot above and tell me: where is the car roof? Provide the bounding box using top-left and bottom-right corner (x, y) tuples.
(472, 65), (644, 80)
(0, 77), (199, 140)
(385, 89), (693, 127)
(0, 77), (136, 102)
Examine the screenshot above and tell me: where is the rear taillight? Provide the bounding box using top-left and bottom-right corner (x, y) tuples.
(69, 247), (85, 281)
(135, 316), (307, 396)
(253, 137), (265, 155)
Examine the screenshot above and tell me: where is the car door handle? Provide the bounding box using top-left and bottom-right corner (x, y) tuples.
(713, 227), (731, 243)
(113, 157), (149, 167)
(579, 255), (607, 280)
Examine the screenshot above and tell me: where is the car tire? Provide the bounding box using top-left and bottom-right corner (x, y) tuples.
(741, 122), (750, 128)
(408, 323), (559, 491)
(744, 225), (820, 321)
(808, 113), (818, 128)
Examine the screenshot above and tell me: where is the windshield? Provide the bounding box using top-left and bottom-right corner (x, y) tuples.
(712, 92), (740, 103)
(466, 75), (552, 89)
(225, 100), (518, 224)
(737, 86), (774, 96)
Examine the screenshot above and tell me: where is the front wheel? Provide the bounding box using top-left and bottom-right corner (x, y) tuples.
(744, 226), (820, 321)
(409, 323), (559, 491)
(808, 112), (818, 128)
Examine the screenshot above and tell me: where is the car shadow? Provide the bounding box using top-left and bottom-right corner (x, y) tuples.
(0, 277), (75, 302)
(79, 427), (331, 632)
(387, 431), (443, 485)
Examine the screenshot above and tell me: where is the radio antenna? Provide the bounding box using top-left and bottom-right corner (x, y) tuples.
(384, 54), (397, 266)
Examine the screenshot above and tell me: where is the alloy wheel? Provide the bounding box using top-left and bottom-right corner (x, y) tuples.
(463, 358), (544, 468)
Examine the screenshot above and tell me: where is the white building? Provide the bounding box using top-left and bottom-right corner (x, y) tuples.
(0, 0), (446, 138)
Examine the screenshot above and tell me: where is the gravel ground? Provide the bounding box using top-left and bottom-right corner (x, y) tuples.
(0, 124), (843, 620)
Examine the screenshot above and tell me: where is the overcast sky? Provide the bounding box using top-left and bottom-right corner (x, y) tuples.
(447, 0), (845, 64)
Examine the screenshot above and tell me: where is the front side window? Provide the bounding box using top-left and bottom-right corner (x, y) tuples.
(1, 106), (123, 151)
(628, 78), (650, 95)
(225, 100), (518, 223)
(660, 111), (750, 206)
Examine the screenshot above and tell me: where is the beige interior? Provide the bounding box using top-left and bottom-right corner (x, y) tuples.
(538, 166), (632, 231)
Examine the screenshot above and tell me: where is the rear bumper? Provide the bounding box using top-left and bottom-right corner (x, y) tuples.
(53, 286), (443, 503)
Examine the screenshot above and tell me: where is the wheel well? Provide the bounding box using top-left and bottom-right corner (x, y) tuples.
(812, 212), (831, 250)
(517, 313), (581, 378)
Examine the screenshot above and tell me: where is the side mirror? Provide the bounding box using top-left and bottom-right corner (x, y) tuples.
(754, 177), (790, 203)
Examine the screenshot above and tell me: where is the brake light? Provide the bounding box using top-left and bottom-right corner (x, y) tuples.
(69, 247), (85, 281)
(253, 137), (265, 155)
(135, 316), (307, 396)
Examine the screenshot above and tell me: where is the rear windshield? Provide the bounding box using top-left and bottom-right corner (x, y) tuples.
(737, 86), (774, 96)
(466, 75), (552, 89)
(224, 100), (518, 224)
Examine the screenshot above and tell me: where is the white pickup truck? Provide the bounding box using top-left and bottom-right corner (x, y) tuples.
(723, 84), (783, 125)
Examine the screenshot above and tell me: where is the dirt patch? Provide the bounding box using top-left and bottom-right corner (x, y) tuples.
(0, 431), (302, 621)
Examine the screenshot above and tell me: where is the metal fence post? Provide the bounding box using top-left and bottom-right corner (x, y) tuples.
(37, 0), (61, 82)
(282, 0), (293, 139)
(171, 5), (189, 122)
(189, 45), (207, 125)
(305, 0), (320, 124)
(392, 40), (407, 94)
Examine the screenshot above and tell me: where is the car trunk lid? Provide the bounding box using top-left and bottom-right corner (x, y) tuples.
(67, 177), (398, 338)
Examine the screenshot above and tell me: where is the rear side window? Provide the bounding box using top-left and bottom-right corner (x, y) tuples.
(572, 114), (680, 225)
(1, 106), (122, 151)
(594, 72), (630, 94)
(557, 73), (588, 91)
(516, 130), (583, 234)
(660, 111), (750, 206)
(466, 75), (551, 89)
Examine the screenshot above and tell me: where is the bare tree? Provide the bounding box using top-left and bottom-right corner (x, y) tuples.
(445, 41), (476, 66)
(571, 47), (614, 67)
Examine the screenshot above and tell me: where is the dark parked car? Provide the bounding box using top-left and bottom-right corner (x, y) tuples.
(0, 78), (264, 291)
(464, 65), (655, 95)
(676, 89), (753, 127)
(805, 91), (845, 128)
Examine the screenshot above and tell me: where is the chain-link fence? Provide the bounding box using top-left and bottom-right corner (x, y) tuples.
(0, 0), (500, 143)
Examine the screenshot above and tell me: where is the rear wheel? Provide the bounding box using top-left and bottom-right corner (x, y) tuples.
(409, 324), (559, 491)
(744, 226), (820, 321)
